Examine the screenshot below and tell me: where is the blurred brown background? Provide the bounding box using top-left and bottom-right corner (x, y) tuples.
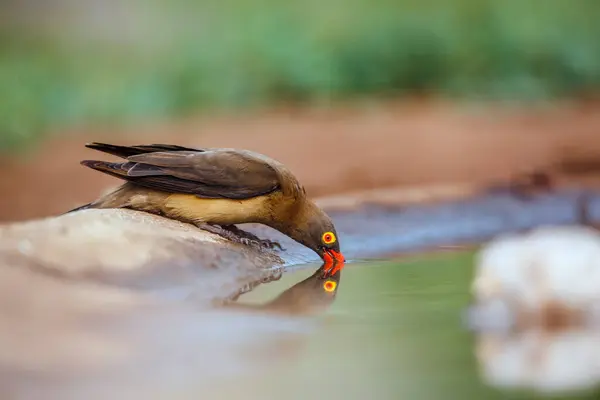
(1, 0), (600, 222)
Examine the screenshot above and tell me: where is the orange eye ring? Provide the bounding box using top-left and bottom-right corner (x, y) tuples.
(322, 231), (336, 245)
(323, 280), (337, 292)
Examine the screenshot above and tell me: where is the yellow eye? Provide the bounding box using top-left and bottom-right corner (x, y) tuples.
(322, 231), (336, 245)
(323, 280), (337, 292)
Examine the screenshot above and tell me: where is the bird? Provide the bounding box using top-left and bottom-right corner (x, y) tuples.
(68, 142), (345, 276)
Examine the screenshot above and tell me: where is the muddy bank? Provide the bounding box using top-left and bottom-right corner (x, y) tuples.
(2, 100), (600, 222)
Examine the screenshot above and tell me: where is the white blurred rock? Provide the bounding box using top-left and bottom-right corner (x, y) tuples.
(476, 328), (600, 394)
(471, 225), (600, 326)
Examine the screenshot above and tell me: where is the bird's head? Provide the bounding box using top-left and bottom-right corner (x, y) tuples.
(287, 204), (345, 276)
(313, 227), (344, 266)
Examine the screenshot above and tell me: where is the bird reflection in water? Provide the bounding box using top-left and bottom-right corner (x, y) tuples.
(227, 263), (343, 316)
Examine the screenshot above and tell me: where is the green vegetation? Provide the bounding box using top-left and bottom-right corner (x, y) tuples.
(1, 0), (599, 151)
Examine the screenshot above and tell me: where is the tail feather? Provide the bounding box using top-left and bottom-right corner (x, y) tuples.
(80, 160), (132, 180)
(64, 183), (141, 215)
(85, 142), (204, 159)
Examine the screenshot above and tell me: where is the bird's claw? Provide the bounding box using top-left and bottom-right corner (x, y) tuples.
(200, 223), (285, 252)
(236, 236), (283, 251)
(257, 239), (284, 251)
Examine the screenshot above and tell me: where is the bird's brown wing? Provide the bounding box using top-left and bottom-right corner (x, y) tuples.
(81, 150), (281, 200)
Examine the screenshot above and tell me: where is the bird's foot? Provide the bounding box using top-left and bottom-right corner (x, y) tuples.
(196, 223), (284, 252)
(196, 223), (243, 245)
(221, 225), (284, 251)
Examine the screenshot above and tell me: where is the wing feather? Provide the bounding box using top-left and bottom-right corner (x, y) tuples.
(85, 142), (204, 158)
(80, 146), (287, 200)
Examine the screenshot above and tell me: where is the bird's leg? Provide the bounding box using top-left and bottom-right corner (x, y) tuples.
(195, 223), (246, 245)
(222, 224), (285, 251)
(196, 223), (284, 251)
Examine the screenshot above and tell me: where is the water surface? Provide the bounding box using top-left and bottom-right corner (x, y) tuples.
(8, 251), (600, 400)
(228, 253), (600, 400)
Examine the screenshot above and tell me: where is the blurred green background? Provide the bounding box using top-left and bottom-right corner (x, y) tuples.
(1, 0), (599, 151)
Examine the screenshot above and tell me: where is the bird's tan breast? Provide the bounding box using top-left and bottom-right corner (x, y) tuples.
(162, 193), (277, 225)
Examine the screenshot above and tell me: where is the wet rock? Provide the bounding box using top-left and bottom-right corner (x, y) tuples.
(0, 208), (286, 380)
(0, 209), (284, 302)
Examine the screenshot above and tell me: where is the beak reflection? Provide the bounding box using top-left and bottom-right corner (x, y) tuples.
(322, 249), (345, 278)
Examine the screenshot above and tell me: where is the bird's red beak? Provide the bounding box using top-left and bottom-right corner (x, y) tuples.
(322, 249), (345, 277)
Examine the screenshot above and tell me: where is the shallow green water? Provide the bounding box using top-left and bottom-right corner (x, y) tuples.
(231, 252), (600, 400)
